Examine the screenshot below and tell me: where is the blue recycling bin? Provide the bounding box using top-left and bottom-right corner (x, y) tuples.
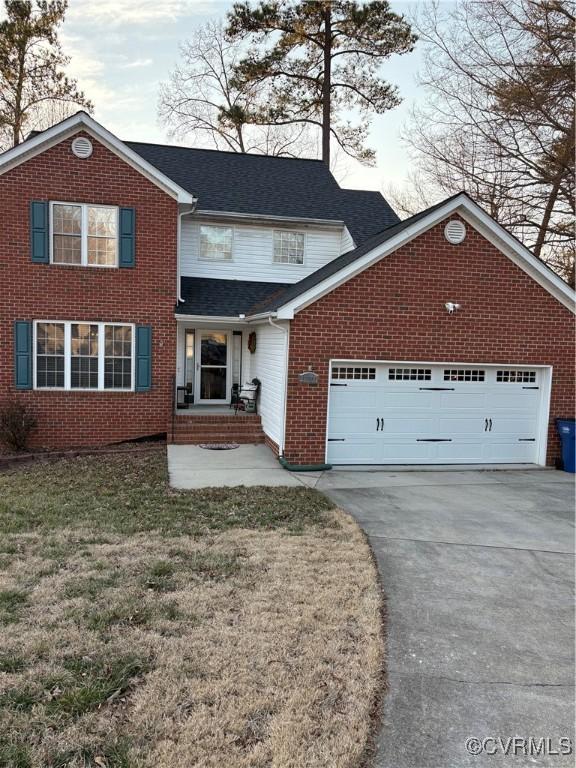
(556, 419), (576, 473)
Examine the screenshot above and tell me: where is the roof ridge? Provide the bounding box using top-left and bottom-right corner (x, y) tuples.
(125, 140), (326, 163)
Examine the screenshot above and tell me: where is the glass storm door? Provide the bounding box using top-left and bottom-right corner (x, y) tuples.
(196, 331), (230, 403)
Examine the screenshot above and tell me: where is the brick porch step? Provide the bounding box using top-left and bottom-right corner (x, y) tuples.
(171, 413), (265, 445)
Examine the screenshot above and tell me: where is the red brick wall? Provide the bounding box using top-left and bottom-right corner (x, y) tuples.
(284, 216), (575, 466)
(0, 131), (178, 449)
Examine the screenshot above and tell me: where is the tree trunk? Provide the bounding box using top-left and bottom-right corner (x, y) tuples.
(533, 171), (562, 258)
(321, 1), (331, 167)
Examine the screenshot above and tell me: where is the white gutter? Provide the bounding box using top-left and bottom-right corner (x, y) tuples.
(177, 202), (198, 303)
(194, 209), (344, 228)
(268, 316), (290, 455)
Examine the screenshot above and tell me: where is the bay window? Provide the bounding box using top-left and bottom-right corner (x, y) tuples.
(35, 321), (133, 390)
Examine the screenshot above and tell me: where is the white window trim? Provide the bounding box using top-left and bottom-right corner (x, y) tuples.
(33, 320), (135, 392)
(198, 224), (234, 262)
(272, 229), (306, 266)
(49, 201), (119, 268)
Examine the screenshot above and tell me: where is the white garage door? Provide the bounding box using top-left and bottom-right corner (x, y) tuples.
(327, 363), (547, 465)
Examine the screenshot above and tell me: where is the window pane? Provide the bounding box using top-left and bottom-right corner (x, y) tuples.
(273, 231), (304, 264)
(53, 204), (81, 235)
(201, 333), (227, 366)
(104, 325), (132, 389)
(71, 324), (99, 389)
(36, 323), (65, 388)
(87, 236), (117, 266)
(53, 234), (82, 264)
(88, 207), (116, 237)
(200, 226), (232, 260)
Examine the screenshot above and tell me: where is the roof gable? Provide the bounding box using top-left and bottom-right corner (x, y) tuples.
(0, 112), (195, 205)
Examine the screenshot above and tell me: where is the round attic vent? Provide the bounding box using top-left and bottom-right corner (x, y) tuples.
(444, 219), (466, 244)
(71, 136), (93, 159)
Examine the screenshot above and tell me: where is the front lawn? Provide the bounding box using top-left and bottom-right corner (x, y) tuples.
(0, 449), (383, 768)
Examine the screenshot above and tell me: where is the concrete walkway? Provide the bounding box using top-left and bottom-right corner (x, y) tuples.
(167, 444), (322, 489)
(319, 468), (575, 768)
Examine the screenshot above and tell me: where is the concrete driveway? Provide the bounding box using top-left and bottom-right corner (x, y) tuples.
(317, 468), (575, 768)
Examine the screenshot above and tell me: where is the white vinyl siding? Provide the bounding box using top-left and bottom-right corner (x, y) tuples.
(340, 226), (355, 254)
(181, 219), (345, 283)
(243, 321), (288, 448)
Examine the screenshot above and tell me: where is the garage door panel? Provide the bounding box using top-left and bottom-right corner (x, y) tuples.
(383, 391), (436, 408)
(329, 414), (380, 436)
(327, 362), (545, 465)
(380, 415), (438, 436)
(329, 387), (381, 411)
(487, 391), (540, 409)
(437, 416), (487, 435)
(484, 441), (537, 462)
(326, 439), (379, 464)
(440, 392), (487, 409)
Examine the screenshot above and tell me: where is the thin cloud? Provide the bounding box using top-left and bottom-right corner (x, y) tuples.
(122, 58), (154, 68)
(67, 0), (218, 26)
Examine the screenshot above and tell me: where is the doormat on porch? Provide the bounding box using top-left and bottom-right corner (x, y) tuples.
(198, 443), (240, 450)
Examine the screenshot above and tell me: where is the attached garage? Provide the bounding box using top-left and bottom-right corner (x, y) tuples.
(327, 362), (551, 466)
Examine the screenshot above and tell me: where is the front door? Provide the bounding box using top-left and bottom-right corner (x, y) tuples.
(195, 331), (231, 403)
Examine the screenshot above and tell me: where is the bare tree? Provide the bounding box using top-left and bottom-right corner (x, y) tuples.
(396, 0), (574, 282)
(158, 21), (314, 157)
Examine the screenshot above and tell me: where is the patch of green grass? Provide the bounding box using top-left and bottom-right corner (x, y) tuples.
(0, 684), (40, 712)
(0, 589), (28, 625)
(63, 573), (120, 600)
(0, 739), (32, 768)
(172, 550), (245, 580)
(51, 655), (150, 718)
(142, 560), (175, 592)
(0, 450), (335, 536)
(83, 598), (152, 632)
(49, 739), (131, 768)
(0, 652), (27, 673)
(0, 656), (150, 721)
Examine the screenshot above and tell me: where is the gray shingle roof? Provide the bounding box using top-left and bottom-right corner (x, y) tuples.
(178, 277), (291, 317)
(126, 142), (399, 244)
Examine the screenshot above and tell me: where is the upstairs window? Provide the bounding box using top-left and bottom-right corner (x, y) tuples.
(200, 225), (233, 261)
(274, 230), (305, 264)
(51, 202), (118, 267)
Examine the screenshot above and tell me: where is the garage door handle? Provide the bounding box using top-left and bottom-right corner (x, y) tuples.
(376, 417), (380, 431)
(484, 418), (488, 432)
(489, 418), (493, 431)
(518, 438), (535, 442)
(328, 438), (346, 442)
(416, 438), (452, 442)
(419, 387), (455, 391)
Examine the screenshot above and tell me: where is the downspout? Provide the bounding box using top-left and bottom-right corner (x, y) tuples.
(268, 315), (332, 472)
(177, 201), (197, 303)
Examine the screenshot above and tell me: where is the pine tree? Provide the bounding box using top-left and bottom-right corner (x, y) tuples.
(226, 0), (416, 166)
(0, 0), (92, 149)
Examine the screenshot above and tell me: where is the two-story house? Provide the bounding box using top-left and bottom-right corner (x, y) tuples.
(1, 112), (574, 467)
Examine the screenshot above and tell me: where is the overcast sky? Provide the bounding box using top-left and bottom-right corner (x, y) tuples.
(35, 1), (432, 191)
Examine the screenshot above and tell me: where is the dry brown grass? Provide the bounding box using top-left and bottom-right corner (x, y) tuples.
(0, 452), (383, 768)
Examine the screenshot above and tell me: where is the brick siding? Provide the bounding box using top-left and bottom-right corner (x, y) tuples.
(284, 216), (575, 466)
(0, 131), (178, 448)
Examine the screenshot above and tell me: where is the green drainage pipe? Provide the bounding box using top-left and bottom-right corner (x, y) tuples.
(278, 456), (332, 472)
